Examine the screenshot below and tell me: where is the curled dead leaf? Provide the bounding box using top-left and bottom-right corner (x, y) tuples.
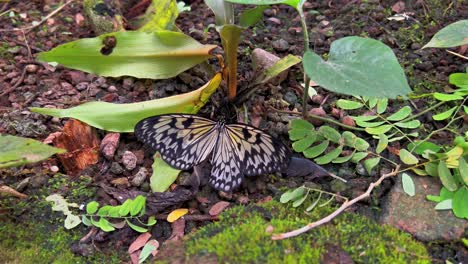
(167, 208), (189, 223)
(209, 201), (230, 216)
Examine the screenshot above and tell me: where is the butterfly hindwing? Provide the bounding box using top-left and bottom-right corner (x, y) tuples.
(224, 124), (290, 176)
(135, 114), (219, 170)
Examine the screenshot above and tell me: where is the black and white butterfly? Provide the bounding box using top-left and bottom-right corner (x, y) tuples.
(134, 114), (291, 192)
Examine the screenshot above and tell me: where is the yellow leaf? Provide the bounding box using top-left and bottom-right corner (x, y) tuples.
(167, 208), (188, 223)
(446, 146), (463, 168)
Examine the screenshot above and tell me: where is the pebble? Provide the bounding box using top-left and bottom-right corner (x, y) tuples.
(272, 39), (289, 52)
(110, 162), (124, 174)
(122, 78), (134, 90)
(76, 82), (89, 91)
(25, 64), (38, 73)
(131, 167), (148, 187)
(107, 85), (117, 92)
(266, 17), (281, 25)
(122, 151), (137, 171)
(283, 91), (297, 105)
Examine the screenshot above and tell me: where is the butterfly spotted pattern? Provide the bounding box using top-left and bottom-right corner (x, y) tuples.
(134, 114), (291, 192)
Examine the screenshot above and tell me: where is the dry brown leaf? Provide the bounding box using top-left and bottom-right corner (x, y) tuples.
(208, 201), (230, 216)
(0, 185), (27, 199)
(168, 218), (185, 241)
(392, 1), (405, 13)
(128, 232), (152, 254)
(53, 119), (100, 175)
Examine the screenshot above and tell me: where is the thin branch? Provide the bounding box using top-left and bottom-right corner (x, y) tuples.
(271, 165), (401, 240)
(0, 0), (74, 33)
(0, 66), (27, 97)
(446, 50), (468, 60)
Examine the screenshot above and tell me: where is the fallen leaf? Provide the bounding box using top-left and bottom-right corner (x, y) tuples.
(392, 1), (405, 13)
(43, 132), (62, 144)
(387, 146), (400, 156)
(111, 177), (129, 186)
(128, 232), (152, 254)
(53, 119), (100, 175)
(130, 250), (140, 264)
(208, 201), (230, 216)
(167, 208), (189, 223)
(168, 218), (185, 241)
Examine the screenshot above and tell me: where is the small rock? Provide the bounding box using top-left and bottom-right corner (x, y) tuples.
(111, 177), (129, 186)
(61, 81), (73, 91)
(411, 43), (422, 50)
(25, 64), (38, 73)
(16, 177), (30, 191)
(341, 116), (356, 127)
(107, 85), (117, 92)
(266, 17), (281, 25)
(380, 176), (468, 241)
(272, 39), (289, 52)
(131, 167), (148, 187)
(251, 48), (288, 84)
(76, 82), (88, 91)
(283, 91), (297, 105)
(122, 151), (137, 170)
(93, 77), (107, 87)
(24, 74), (37, 85)
(308, 107), (327, 126)
(100, 133), (120, 160)
(29, 175), (48, 188)
(87, 84), (100, 97)
(263, 8), (275, 17)
(50, 165), (59, 172)
(110, 162), (124, 174)
(122, 78), (134, 90)
(415, 61), (433, 71)
(6, 72), (19, 79)
(178, 72), (193, 84)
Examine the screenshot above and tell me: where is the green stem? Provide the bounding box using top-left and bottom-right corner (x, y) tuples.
(400, 100), (445, 123)
(298, 8), (311, 118)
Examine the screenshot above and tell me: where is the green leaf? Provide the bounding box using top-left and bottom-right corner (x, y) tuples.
(292, 192), (308, 207)
(365, 125), (392, 135)
(126, 220), (148, 233)
(332, 153), (354, 163)
(303, 141), (329, 158)
(351, 152), (368, 163)
(424, 162), (439, 177)
(138, 0), (179, 32)
(376, 134), (388, 154)
(433, 92), (464, 101)
(205, 0), (234, 25)
(82, 215), (92, 226)
(139, 240), (158, 264)
(292, 133), (317, 152)
(147, 216), (157, 226)
(399, 149), (419, 165)
(368, 98), (378, 108)
(432, 106), (457, 121)
(315, 145), (343, 165)
(97, 218), (116, 232)
(31, 73), (221, 133)
(97, 205), (112, 217)
(438, 161), (458, 191)
(258, 54), (301, 85)
(64, 214), (82, 229)
(376, 98), (388, 114)
(363, 157), (380, 174)
(226, 0), (303, 9)
(108, 206), (122, 218)
(422, 20), (468, 49)
(401, 173), (415, 197)
(336, 99), (364, 110)
(434, 199), (452, 210)
(355, 120), (385, 128)
(318, 126), (341, 143)
(283, 186), (306, 204)
(449, 72), (468, 88)
(411, 168), (427, 176)
(130, 195), (146, 216)
(452, 187), (468, 219)
(0, 134), (65, 168)
(151, 154), (181, 192)
(86, 201), (99, 214)
(426, 195), (442, 202)
(351, 115), (378, 122)
(458, 158), (468, 186)
(303, 37), (411, 98)
(37, 31), (217, 79)
(407, 141), (441, 155)
(280, 190), (294, 203)
(394, 120), (421, 129)
(289, 120), (314, 141)
(119, 199), (132, 216)
(387, 106), (412, 121)
(239, 6), (268, 28)
(440, 187), (455, 200)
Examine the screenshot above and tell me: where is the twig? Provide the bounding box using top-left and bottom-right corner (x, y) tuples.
(446, 50), (468, 60)
(0, 0), (74, 33)
(3, 36), (44, 52)
(271, 165), (401, 240)
(0, 66), (27, 97)
(153, 214), (219, 221)
(269, 106), (366, 131)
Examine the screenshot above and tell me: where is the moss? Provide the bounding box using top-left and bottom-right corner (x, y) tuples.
(0, 174), (121, 263)
(186, 201), (430, 263)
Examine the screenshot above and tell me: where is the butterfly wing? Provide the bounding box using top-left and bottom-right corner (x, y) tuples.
(134, 114), (219, 170)
(209, 124), (291, 192)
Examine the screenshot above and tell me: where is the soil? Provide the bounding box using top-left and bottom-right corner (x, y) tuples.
(0, 0), (467, 263)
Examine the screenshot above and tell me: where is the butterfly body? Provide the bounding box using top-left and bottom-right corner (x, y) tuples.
(135, 114), (290, 192)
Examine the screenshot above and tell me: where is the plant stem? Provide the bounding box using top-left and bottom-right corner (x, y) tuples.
(270, 107), (366, 131)
(298, 8), (311, 118)
(400, 100), (445, 123)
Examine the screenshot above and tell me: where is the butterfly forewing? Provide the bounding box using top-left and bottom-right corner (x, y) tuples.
(225, 124), (290, 176)
(135, 114), (218, 170)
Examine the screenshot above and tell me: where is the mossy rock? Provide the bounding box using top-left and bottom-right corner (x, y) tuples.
(184, 201), (430, 263)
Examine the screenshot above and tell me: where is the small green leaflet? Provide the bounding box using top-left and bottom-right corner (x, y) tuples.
(401, 173), (415, 197)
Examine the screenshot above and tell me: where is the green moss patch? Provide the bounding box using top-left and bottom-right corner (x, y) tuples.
(186, 201), (430, 263)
